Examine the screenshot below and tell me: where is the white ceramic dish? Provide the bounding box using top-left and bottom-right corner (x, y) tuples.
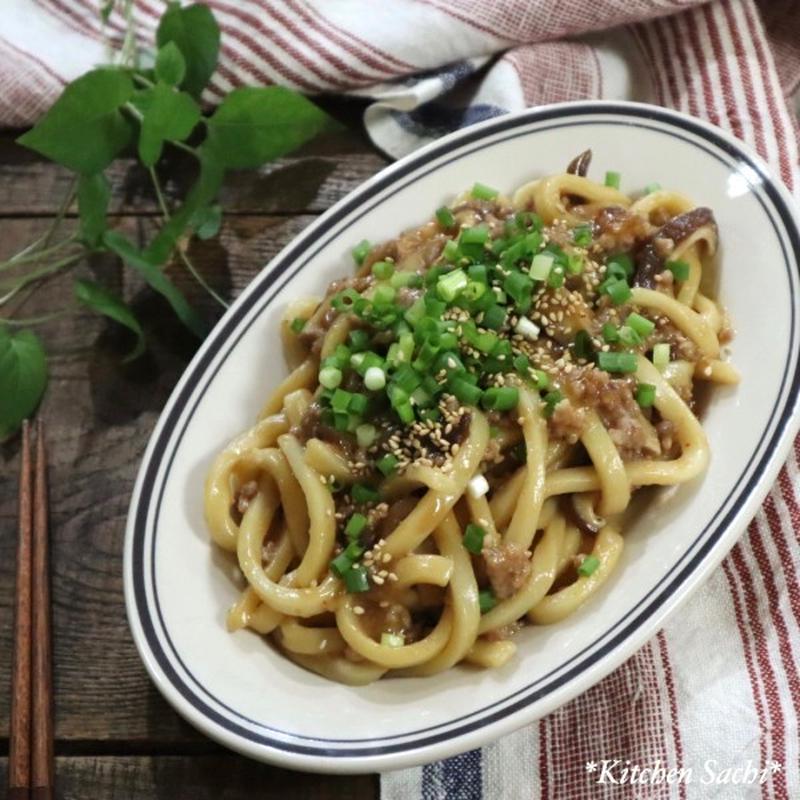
(124, 101), (800, 774)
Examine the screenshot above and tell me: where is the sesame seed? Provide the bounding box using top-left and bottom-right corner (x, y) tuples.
(354, 606), (365, 615)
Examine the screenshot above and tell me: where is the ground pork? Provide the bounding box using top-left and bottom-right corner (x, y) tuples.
(483, 543), (532, 599)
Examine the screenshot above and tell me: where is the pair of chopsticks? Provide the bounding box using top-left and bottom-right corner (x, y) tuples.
(9, 420), (54, 800)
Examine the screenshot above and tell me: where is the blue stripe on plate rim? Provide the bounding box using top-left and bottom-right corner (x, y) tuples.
(125, 102), (800, 762)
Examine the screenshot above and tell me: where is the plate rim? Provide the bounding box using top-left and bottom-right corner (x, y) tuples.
(124, 99), (800, 773)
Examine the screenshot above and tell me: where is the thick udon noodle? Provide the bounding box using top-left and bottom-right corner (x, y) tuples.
(204, 164), (736, 685)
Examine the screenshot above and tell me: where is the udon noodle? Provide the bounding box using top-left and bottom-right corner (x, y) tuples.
(205, 151), (736, 684)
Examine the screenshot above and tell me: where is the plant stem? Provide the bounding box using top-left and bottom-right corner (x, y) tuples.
(148, 167), (228, 309)
(169, 138), (200, 158)
(0, 236), (80, 271)
(133, 73), (155, 89)
(43, 177), (78, 249)
(0, 253), (84, 307)
(1, 309), (71, 327)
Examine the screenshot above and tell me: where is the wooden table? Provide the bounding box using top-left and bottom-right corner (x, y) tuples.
(0, 107), (385, 798)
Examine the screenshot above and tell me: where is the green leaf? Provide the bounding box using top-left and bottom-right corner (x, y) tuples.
(137, 82), (201, 166)
(204, 87), (331, 169)
(17, 68), (134, 174)
(189, 203), (222, 239)
(74, 279), (146, 362)
(103, 230), (207, 338)
(77, 173), (111, 246)
(155, 41), (186, 86)
(100, 0), (116, 21)
(0, 327), (48, 440)
(156, 3), (220, 98)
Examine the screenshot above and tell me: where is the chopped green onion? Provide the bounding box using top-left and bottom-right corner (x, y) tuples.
(635, 382), (656, 408)
(601, 322), (619, 343)
(381, 632), (405, 647)
(404, 297), (427, 327)
(437, 268), (468, 302)
(395, 402), (415, 424)
(578, 554), (601, 577)
(479, 589), (496, 614)
(448, 377), (481, 406)
(348, 393), (368, 415)
(332, 288), (361, 312)
(319, 366), (342, 390)
(597, 351), (638, 373)
(290, 317), (306, 334)
(481, 386), (520, 412)
(472, 182), (499, 200)
(372, 260), (394, 280)
(547, 266), (565, 289)
(463, 523), (486, 554)
(573, 224), (593, 247)
(524, 230), (542, 254)
(504, 270), (533, 308)
(467, 473), (490, 499)
(436, 206), (455, 228)
(513, 354), (530, 374)
(331, 388), (352, 412)
(603, 278), (632, 306)
(463, 280), (486, 302)
(534, 370), (550, 390)
(330, 551), (354, 578)
(482, 304), (507, 331)
(377, 453), (399, 476)
(352, 483), (379, 504)
(344, 564), (370, 593)
(393, 365), (422, 394)
(348, 329), (370, 351)
(618, 325), (642, 347)
(443, 239), (460, 262)
(356, 423), (377, 448)
(352, 239), (371, 265)
(604, 170), (621, 189)
(653, 342), (670, 371)
(543, 390), (563, 417)
(460, 225), (490, 246)
(626, 312), (655, 337)
(373, 284), (395, 306)
(515, 316), (540, 341)
(468, 263), (488, 283)
(390, 270), (421, 288)
(609, 253), (634, 277)
(644, 181), (662, 194)
(573, 329), (593, 360)
(566, 253), (584, 275)
(345, 513), (368, 539)
(530, 252), (554, 281)
(666, 259), (690, 281)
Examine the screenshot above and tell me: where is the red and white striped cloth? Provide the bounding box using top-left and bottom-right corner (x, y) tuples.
(5, 1), (800, 797)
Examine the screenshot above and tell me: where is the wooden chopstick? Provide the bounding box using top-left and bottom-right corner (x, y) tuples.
(8, 421), (54, 800)
(9, 421), (33, 800)
(31, 419), (54, 800)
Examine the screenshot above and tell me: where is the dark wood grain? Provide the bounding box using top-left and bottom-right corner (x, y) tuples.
(0, 757), (378, 800)
(0, 213), (321, 744)
(0, 129), (387, 217)
(0, 120), (383, 798)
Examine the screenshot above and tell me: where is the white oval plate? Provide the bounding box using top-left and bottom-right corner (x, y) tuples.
(125, 101), (800, 774)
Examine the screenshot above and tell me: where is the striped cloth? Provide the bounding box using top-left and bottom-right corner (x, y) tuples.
(5, 2), (800, 798)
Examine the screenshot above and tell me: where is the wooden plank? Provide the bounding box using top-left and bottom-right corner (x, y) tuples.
(0, 128), (388, 217)
(0, 213), (338, 743)
(0, 757), (378, 799)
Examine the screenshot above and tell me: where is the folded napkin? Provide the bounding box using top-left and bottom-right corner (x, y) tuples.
(5, 2), (799, 798)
